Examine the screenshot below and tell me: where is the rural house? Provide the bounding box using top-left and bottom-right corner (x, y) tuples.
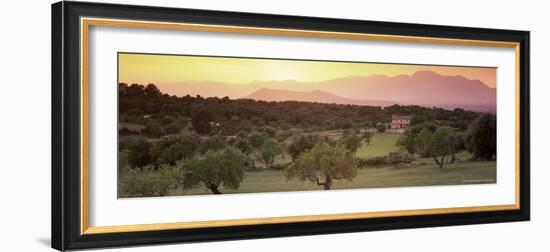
(390, 115), (411, 130)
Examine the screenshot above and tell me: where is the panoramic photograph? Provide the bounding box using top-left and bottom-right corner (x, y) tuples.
(117, 52), (497, 198)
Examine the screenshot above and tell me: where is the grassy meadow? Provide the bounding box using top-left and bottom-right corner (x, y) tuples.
(166, 132), (496, 196)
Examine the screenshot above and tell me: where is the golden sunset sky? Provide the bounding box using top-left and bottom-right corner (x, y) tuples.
(119, 53), (496, 88)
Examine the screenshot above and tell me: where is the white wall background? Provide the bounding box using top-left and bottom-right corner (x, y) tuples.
(0, 0), (547, 251)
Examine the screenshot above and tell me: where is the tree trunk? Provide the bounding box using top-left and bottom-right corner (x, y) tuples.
(433, 156), (445, 168)
(209, 186), (222, 194)
(313, 176), (332, 190)
(323, 177), (332, 190)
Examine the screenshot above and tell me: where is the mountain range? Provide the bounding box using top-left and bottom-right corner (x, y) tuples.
(244, 89), (396, 107)
(155, 70), (496, 112)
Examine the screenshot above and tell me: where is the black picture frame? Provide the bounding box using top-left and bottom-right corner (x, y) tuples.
(52, 1), (530, 251)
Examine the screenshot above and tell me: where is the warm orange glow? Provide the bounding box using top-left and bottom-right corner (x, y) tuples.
(119, 53), (496, 88)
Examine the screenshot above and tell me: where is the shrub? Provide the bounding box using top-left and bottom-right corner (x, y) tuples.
(198, 135), (227, 154)
(124, 138), (153, 168)
(141, 120), (163, 138)
(387, 151), (415, 167)
(150, 135), (199, 166)
(163, 122), (183, 134)
(358, 156), (387, 168)
(270, 163), (289, 171)
(358, 152), (415, 168)
(119, 127), (140, 136)
(376, 123), (386, 133)
(120, 165), (179, 197)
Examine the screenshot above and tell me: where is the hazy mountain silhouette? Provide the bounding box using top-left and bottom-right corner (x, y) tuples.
(311, 71), (496, 111)
(244, 88), (397, 107)
(155, 70), (496, 112)
(154, 80), (252, 99)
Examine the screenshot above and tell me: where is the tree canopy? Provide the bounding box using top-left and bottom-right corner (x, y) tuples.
(465, 114), (496, 160)
(362, 131), (374, 145)
(177, 147), (247, 194)
(417, 126), (456, 168)
(259, 138), (283, 169)
(151, 135), (199, 166)
(119, 83), (482, 137)
(287, 134), (322, 161)
(341, 133), (363, 155)
(120, 165), (179, 197)
(286, 143), (358, 190)
(376, 123), (386, 133)
(191, 106), (216, 135)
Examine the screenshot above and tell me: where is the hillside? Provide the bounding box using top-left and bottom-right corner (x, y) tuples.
(244, 88), (397, 107)
(154, 70), (496, 112)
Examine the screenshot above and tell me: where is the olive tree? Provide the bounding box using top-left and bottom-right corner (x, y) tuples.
(191, 106), (215, 135)
(416, 126), (456, 168)
(287, 134), (321, 161)
(151, 135), (199, 166)
(286, 143), (357, 190)
(142, 120), (163, 138)
(124, 138), (153, 168)
(198, 135), (226, 154)
(362, 131), (374, 145)
(396, 131), (416, 154)
(246, 132), (270, 166)
(376, 123), (386, 133)
(120, 165), (179, 197)
(465, 114), (496, 160)
(259, 138), (282, 169)
(248, 132), (268, 149)
(178, 147), (247, 194)
(414, 128), (434, 157)
(233, 138), (252, 155)
(341, 133), (363, 155)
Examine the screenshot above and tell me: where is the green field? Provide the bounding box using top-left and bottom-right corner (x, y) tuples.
(355, 132), (401, 158)
(259, 132), (401, 169)
(168, 161), (496, 196)
(167, 132), (496, 196)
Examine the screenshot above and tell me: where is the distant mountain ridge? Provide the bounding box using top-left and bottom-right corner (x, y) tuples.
(244, 88), (397, 107)
(155, 70), (496, 112)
